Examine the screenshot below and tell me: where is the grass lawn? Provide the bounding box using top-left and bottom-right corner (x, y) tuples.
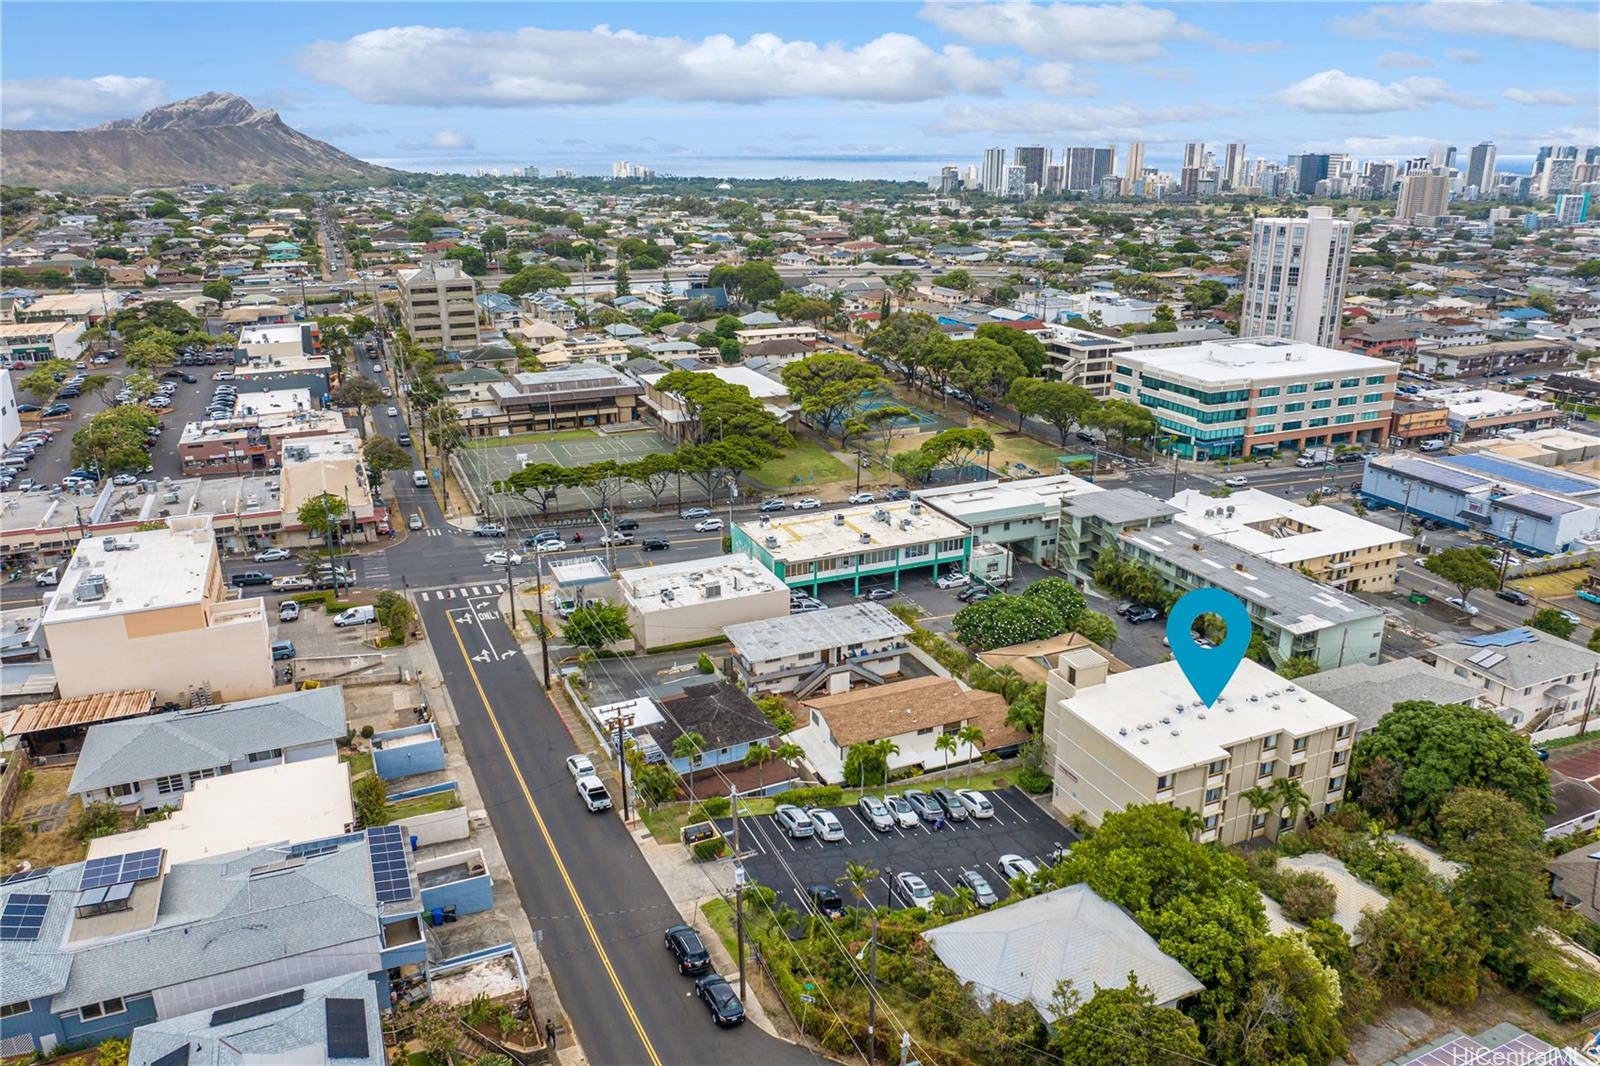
(638, 767), (1033, 843)
(340, 749), (374, 778)
(466, 428), (598, 448)
(702, 898), (738, 956)
(4, 765), (93, 869)
(1511, 570), (1586, 599)
(747, 439), (853, 490)
(382, 789), (463, 824)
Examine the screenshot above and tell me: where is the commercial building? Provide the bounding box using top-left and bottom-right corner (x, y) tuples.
(1396, 168), (1452, 222)
(12, 292), (118, 325)
(1239, 207), (1353, 347)
(68, 687), (346, 813)
(232, 322), (331, 399)
(1041, 327), (1127, 397)
(1111, 337), (1396, 459)
(468, 364), (644, 437)
(914, 472), (1101, 564)
(1360, 453), (1600, 554)
(278, 432), (382, 544)
(731, 499), (972, 595)
(616, 553), (788, 651)
(1388, 401), (1452, 445)
(790, 676), (1021, 784)
(1058, 488), (1385, 669)
(398, 260), (479, 352)
(723, 601), (911, 697)
(1413, 338), (1574, 377)
(1465, 142), (1497, 194)
(1167, 488), (1408, 592)
(1043, 651), (1357, 844)
(177, 409), (350, 477)
(1414, 387), (1559, 439)
(41, 516), (274, 705)
(0, 320), (86, 364)
(1427, 628), (1600, 737)
(638, 365), (794, 441)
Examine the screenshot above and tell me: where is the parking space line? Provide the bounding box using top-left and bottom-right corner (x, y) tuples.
(992, 791), (1031, 821)
(932, 870), (956, 893)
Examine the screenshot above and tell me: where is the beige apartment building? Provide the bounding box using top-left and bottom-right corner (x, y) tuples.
(398, 260), (479, 352)
(616, 553), (789, 651)
(1044, 650), (1356, 845)
(41, 515), (274, 705)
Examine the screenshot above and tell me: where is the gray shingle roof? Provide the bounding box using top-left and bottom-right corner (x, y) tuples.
(922, 883), (1203, 1014)
(1298, 658), (1487, 732)
(128, 972), (385, 1066)
(69, 687), (348, 795)
(1431, 629), (1600, 691)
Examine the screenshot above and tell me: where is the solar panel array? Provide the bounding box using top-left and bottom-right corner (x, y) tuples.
(0, 893), (50, 942)
(76, 881), (134, 909)
(366, 826), (413, 905)
(1497, 492), (1582, 520)
(324, 998), (370, 1059)
(149, 1046), (189, 1066)
(78, 848), (164, 891)
(210, 988), (304, 1027)
(0, 867), (50, 886)
(1399, 1031), (1558, 1066)
(287, 832), (361, 860)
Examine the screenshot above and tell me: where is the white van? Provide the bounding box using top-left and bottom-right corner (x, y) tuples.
(334, 605), (377, 627)
(1419, 439), (1447, 453)
(35, 566), (59, 588)
(412, 470), (429, 488)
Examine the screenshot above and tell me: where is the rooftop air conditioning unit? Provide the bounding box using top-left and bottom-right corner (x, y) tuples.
(163, 491), (180, 504)
(910, 502), (922, 515)
(660, 589), (674, 602)
(1226, 506), (1235, 517)
(859, 532), (871, 544)
(899, 519), (912, 530)
(833, 513), (845, 526)
(765, 535), (779, 548)
(76, 574), (109, 602)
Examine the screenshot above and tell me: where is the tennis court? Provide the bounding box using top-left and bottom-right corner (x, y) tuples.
(456, 428), (671, 519)
(855, 394), (946, 429)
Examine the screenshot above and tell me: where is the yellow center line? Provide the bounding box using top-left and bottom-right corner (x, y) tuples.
(436, 609), (663, 1066)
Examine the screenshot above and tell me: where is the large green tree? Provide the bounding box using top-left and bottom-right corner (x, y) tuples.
(1048, 977), (1207, 1066)
(975, 322), (1047, 376)
(1422, 546), (1499, 610)
(780, 352), (886, 441)
(296, 492), (349, 543)
(1218, 935), (1347, 1066)
(70, 405), (158, 476)
(953, 595), (1068, 651)
(19, 359), (72, 400)
(1010, 379), (1097, 444)
(498, 264), (570, 296)
(1435, 786), (1551, 966)
(1348, 701), (1554, 833)
(1355, 883), (1483, 1006)
(562, 601), (632, 651)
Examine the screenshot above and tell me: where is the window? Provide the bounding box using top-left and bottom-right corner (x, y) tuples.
(1288, 763), (1304, 779)
(1332, 749), (1347, 767)
(1203, 814), (1220, 830)
(1324, 802), (1340, 815)
(1204, 787), (1222, 804)
(1258, 760), (1275, 778)
(247, 748), (283, 763)
(1281, 420), (1303, 431)
(1156, 774), (1173, 791)
(1328, 775), (1345, 793)
(1337, 395), (1357, 407)
(1207, 759), (1226, 776)
(1255, 405), (1278, 416)
(1291, 736), (1308, 753)
(1335, 414), (1355, 424)
(1311, 398), (1332, 410)
(1261, 734), (1278, 752)
(188, 769), (217, 787)
(1258, 387), (1280, 397)
(1365, 375), (1387, 385)
(1363, 392), (1384, 404)
(1309, 417), (1329, 427)
(1252, 812), (1267, 829)
(1340, 378), (1360, 388)
(0, 1002), (29, 1019)
(1286, 383), (1308, 394)
(79, 998), (125, 1022)
(917, 726), (934, 736)
(155, 774), (184, 795)
(1313, 380), (1334, 391)
(109, 782), (136, 798)
(1336, 723), (1353, 739)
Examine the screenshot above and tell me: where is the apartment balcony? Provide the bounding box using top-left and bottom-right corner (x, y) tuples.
(1202, 799), (1224, 818)
(1198, 827), (1220, 844)
(207, 597), (266, 627)
(1334, 734), (1353, 752)
(1289, 746), (1309, 766)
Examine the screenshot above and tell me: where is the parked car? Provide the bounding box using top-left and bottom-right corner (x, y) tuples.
(862, 587), (895, 601)
(42, 404), (71, 417)
(847, 492), (876, 504)
(471, 524), (506, 538)
(1560, 609), (1583, 626)
(694, 973), (745, 1027)
(271, 575), (315, 592)
(774, 803), (814, 838)
(1115, 601), (1136, 616)
(334, 606), (377, 627)
(999, 854), (1039, 880)
(902, 790), (945, 824)
(759, 498), (786, 512)
(893, 872), (935, 912)
(278, 601), (301, 623)
(955, 789), (994, 819)
(957, 869), (999, 908)
(1224, 475), (1249, 488)
(1445, 596), (1481, 617)
(693, 518), (724, 532)
(807, 808), (846, 842)
(565, 754), (595, 780)
(1494, 589), (1531, 606)
(615, 518), (640, 531)
(885, 488), (910, 501)
(396, 433), (412, 446)
(935, 571), (970, 590)
(808, 885), (846, 920)
(254, 548), (292, 562)
(664, 924), (711, 975)
(485, 550), (525, 566)
(641, 538), (670, 552)
(680, 507), (711, 520)
(883, 794), (919, 829)
(231, 571), (272, 587)
(386, 406), (398, 417)
(857, 795), (895, 832)
(599, 531), (633, 546)
(931, 788), (969, 821)
(271, 640), (296, 661)
(792, 497), (821, 510)
(576, 775), (613, 811)
(1126, 605), (1162, 625)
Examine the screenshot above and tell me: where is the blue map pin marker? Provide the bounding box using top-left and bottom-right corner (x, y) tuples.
(1166, 588), (1253, 707)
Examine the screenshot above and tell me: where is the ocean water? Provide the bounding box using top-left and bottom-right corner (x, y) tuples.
(366, 153), (958, 181)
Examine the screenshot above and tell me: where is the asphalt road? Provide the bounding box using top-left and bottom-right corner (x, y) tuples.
(419, 590), (820, 1066)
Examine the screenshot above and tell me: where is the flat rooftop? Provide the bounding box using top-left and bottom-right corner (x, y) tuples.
(1416, 387), (1555, 419)
(1062, 657), (1355, 774)
(915, 472), (1103, 519)
(179, 408), (345, 443)
(620, 553), (784, 613)
(1168, 489), (1408, 565)
(724, 601), (910, 659)
(641, 365), (788, 400)
(1116, 336), (1393, 384)
(238, 323), (309, 346)
(85, 757), (352, 866)
(741, 500), (969, 564)
(235, 351), (330, 375)
(235, 388), (316, 416)
(44, 517), (218, 622)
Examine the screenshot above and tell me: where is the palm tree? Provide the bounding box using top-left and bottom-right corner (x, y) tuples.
(956, 725), (985, 782)
(1172, 806), (1204, 841)
(1273, 778), (1312, 835)
(672, 731), (706, 803)
(773, 741), (805, 784)
(869, 738), (900, 789)
(1240, 785), (1277, 838)
(934, 733), (959, 782)
(887, 270), (917, 313)
(743, 742), (774, 790)
(947, 885), (977, 916)
(838, 860), (880, 912)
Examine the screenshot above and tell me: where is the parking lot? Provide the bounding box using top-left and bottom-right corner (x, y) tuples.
(719, 786), (1076, 913)
(810, 559), (1053, 635)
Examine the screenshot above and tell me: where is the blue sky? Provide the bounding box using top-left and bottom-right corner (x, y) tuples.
(3, 2), (1595, 178)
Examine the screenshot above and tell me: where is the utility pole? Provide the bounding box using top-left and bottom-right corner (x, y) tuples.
(533, 557), (551, 689)
(614, 711), (633, 822)
(1497, 517), (1520, 589)
(732, 788), (744, 999)
(867, 909), (879, 1064)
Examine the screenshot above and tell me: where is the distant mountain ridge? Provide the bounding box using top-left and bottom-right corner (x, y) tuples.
(1, 92), (394, 189)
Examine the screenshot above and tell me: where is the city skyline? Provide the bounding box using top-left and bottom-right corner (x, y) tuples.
(2, 1), (1596, 179)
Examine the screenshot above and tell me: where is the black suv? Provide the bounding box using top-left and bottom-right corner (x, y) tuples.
(230, 571), (272, 587)
(808, 885), (845, 920)
(664, 924), (711, 975)
(615, 518), (640, 531)
(641, 538), (670, 551)
(1495, 588), (1531, 606)
(694, 973), (745, 1027)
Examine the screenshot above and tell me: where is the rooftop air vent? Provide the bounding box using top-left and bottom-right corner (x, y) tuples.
(1171, 729), (1180, 736)
(1248, 694), (1260, 703)
(1284, 684), (1297, 692)
(1118, 728), (1128, 736)
(833, 513), (845, 526)
(1140, 737), (1150, 745)
(765, 535), (779, 548)
(859, 532), (872, 544)
(910, 502), (922, 515)
(1160, 716), (1171, 725)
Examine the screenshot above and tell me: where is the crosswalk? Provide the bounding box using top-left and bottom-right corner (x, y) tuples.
(360, 556), (392, 585)
(419, 528), (445, 537)
(417, 584), (507, 602)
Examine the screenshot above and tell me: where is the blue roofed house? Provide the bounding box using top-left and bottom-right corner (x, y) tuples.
(127, 971), (385, 1066)
(0, 828), (424, 1059)
(68, 688), (348, 815)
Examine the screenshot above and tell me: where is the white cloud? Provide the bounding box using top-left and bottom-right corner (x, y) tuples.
(300, 25), (1011, 105)
(1021, 62), (1100, 97)
(1, 75), (167, 128)
(1314, 134), (1444, 156)
(1503, 87), (1580, 105)
(399, 128), (475, 151)
(1274, 69), (1489, 114)
(1376, 52), (1435, 69)
(1334, 2), (1599, 50)
(929, 100), (1222, 138)
(918, 2), (1271, 60)
(1445, 48), (1484, 63)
